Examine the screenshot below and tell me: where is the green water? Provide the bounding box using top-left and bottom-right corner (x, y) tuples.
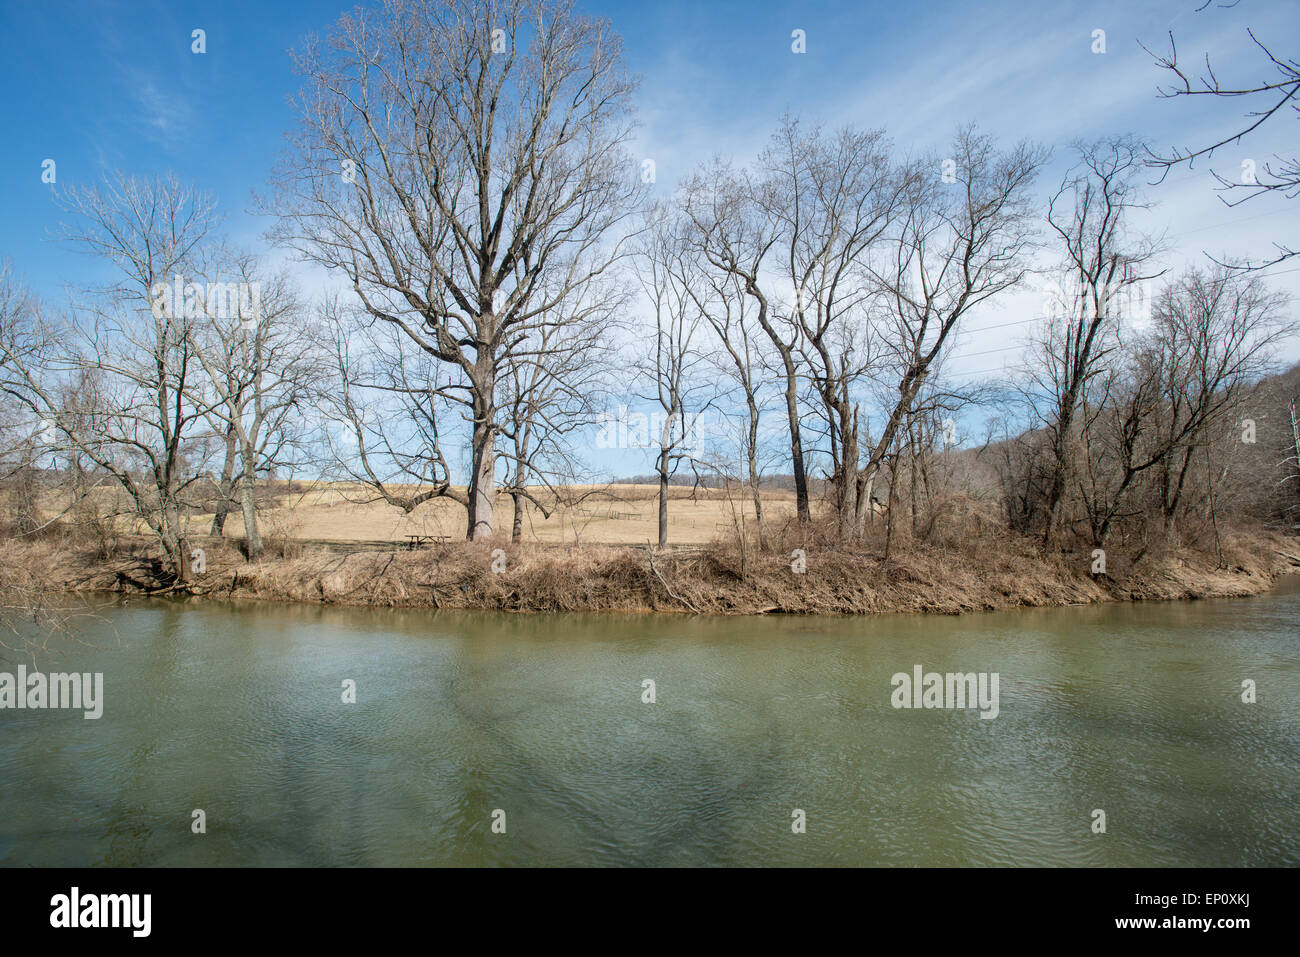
(1, 581), (1298, 866)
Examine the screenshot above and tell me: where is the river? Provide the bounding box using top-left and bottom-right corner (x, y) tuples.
(1, 580), (1297, 866)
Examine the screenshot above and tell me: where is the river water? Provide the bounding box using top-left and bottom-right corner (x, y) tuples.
(1, 581), (1297, 866)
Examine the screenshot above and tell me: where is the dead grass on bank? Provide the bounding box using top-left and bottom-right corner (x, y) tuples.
(3, 514), (1297, 617)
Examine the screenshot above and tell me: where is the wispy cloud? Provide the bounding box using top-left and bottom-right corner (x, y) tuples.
(126, 72), (195, 144)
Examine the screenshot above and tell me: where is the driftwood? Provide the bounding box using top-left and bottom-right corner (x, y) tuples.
(644, 545), (700, 614)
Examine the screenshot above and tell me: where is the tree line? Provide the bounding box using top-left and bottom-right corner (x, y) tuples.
(1, 0), (1297, 585)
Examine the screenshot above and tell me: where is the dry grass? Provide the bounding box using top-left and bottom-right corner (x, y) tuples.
(6, 511), (1296, 617)
(27, 481), (800, 547)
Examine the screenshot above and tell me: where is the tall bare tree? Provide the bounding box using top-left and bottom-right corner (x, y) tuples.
(633, 206), (715, 547)
(861, 128), (1046, 539)
(762, 116), (910, 541)
(269, 0), (644, 540)
(681, 158), (812, 523)
(191, 252), (321, 559)
(1033, 136), (1163, 543)
(685, 256), (770, 537)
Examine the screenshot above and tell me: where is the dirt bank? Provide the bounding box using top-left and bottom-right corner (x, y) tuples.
(7, 526), (1299, 616)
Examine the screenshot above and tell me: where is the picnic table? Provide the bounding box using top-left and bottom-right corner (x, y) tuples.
(406, 533), (450, 550)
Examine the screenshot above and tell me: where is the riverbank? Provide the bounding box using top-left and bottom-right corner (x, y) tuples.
(6, 524), (1299, 616)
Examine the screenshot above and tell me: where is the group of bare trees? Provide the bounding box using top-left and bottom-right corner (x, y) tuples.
(989, 135), (1294, 553)
(644, 117), (1296, 552)
(0, 174), (322, 581)
(636, 119), (1048, 545)
(1001, 257), (1291, 553)
(1, 0), (1298, 586)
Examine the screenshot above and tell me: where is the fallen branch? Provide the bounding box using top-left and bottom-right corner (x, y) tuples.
(644, 545), (700, 614)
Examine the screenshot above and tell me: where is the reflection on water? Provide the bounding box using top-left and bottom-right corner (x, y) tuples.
(1, 580), (1298, 866)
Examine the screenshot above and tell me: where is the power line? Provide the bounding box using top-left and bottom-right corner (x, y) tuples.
(947, 260), (1300, 377)
(956, 342), (1027, 360)
(956, 262), (1300, 342)
(1176, 206), (1294, 239)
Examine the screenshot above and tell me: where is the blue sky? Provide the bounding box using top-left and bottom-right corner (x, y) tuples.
(2, 0), (1298, 475)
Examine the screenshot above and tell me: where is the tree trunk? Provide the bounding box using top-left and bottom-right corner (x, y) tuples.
(657, 461), (669, 547)
(511, 491), (524, 544)
(211, 429), (238, 536)
(836, 407), (859, 542)
(778, 355), (810, 524)
(1206, 446), (1223, 567)
(856, 471), (878, 535)
(747, 448), (764, 546)
(1162, 446), (1195, 531)
(908, 420), (920, 537)
(467, 362), (496, 541)
(1042, 407), (1075, 544)
(240, 452), (262, 560)
(160, 499), (188, 583)
(883, 453), (901, 563)
(1290, 399), (1300, 508)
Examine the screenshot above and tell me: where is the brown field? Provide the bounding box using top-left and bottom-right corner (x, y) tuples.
(196, 482), (807, 546)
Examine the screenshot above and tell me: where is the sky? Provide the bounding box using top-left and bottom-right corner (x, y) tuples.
(1, 0), (1297, 477)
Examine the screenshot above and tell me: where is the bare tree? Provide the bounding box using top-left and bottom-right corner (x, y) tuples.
(862, 127), (1046, 540)
(498, 277), (616, 542)
(191, 251), (321, 559)
(762, 116), (910, 541)
(681, 158), (812, 523)
(1144, 18), (1300, 267)
(4, 174), (223, 582)
(633, 207), (715, 546)
(1148, 266), (1290, 531)
(0, 261), (48, 535)
(269, 0), (644, 540)
(686, 257), (771, 538)
(1060, 264), (1289, 548)
(1032, 136), (1164, 543)
(0, 263), (67, 650)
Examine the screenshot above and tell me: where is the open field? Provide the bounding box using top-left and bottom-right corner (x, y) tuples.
(62, 482), (812, 547)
